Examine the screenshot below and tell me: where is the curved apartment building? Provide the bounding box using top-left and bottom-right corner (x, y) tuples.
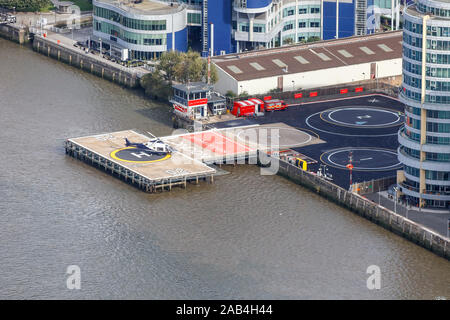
(93, 0), (188, 60)
(398, 0), (450, 209)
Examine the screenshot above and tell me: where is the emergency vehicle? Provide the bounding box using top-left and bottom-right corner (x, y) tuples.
(264, 99), (288, 112)
(231, 98), (287, 117)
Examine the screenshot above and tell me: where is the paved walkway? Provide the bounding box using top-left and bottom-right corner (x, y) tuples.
(365, 191), (450, 237)
(40, 29), (150, 77)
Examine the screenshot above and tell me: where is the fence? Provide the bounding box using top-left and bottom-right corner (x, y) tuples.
(226, 78), (400, 108)
(260, 152), (449, 260)
(351, 176), (397, 195)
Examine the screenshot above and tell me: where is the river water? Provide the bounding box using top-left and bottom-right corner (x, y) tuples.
(0, 38), (448, 299)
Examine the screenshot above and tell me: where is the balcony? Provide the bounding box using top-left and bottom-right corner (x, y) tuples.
(399, 182), (450, 200)
(398, 147), (450, 171)
(398, 128), (450, 153)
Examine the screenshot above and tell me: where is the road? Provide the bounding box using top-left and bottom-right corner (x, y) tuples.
(365, 191), (450, 237)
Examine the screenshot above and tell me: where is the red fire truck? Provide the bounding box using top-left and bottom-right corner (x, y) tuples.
(264, 99), (288, 112)
(231, 98), (287, 117)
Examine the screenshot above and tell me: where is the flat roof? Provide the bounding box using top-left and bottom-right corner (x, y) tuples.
(212, 31), (403, 82)
(172, 82), (212, 93)
(208, 92), (226, 103)
(95, 0), (183, 15)
(405, 3), (450, 21)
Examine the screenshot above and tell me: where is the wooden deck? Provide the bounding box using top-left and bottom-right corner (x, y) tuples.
(66, 130), (216, 192)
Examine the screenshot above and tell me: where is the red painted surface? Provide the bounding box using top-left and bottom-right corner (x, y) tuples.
(355, 87), (364, 92)
(309, 92), (318, 97)
(294, 93), (303, 99)
(340, 88), (348, 94)
(181, 131), (251, 155)
(174, 104), (188, 113)
(263, 96), (272, 100)
(231, 104), (255, 116)
(264, 99), (287, 111)
(188, 98), (208, 107)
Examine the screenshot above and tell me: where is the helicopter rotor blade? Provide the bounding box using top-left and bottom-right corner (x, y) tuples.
(146, 131), (157, 139)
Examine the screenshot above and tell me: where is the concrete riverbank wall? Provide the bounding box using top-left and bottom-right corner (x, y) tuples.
(0, 24), (27, 44)
(261, 152), (450, 260)
(32, 36), (139, 88)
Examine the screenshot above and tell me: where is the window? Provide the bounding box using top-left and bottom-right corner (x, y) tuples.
(253, 26), (263, 33)
(240, 25), (249, 32)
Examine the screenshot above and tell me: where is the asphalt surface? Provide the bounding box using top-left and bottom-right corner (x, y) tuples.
(213, 94), (450, 236)
(214, 94), (405, 190)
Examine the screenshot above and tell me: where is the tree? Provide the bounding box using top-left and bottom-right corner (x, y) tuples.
(143, 50), (220, 101)
(175, 50), (203, 83)
(157, 51), (182, 85)
(307, 36), (320, 43)
(202, 61), (218, 84)
(283, 38), (294, 45)
(140, 72), (172, 101)
(225, 90), (236, 98)
(238, 91), (249, 98)
(157, 50), (218, 85)
(0, 0), (51, 11)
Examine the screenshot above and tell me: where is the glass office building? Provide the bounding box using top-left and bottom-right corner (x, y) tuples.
(92, 0), (188, 60)
(398, 0), (450, 208)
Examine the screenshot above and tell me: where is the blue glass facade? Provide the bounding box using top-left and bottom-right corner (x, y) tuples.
(207, 0), (233, 55)
(246, 0), (272, 8)
(94, 0), (366, 57)
(167, 28), (188, 52)
(398, 0), (450, 209)
(322, 1), (355, 40)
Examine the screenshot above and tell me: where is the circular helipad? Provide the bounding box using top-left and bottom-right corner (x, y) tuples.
(236, 126), (313, 149)
(321, 107), (402, 128)
(306, 106), (404, 137)
(320, 147), (402, 171)
(110, 147), (171, 163)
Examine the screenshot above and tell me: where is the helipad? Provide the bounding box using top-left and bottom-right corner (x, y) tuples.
(66, 125), (322, 192)
(65, 130), (216, 192)
(320, 147), (402, 171)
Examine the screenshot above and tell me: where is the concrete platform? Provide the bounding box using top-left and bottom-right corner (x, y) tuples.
(66, 124), (322, 191)
(162, 123), (323, 164)
(66, 130), (216, 192)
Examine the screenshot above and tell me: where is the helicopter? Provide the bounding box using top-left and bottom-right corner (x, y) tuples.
(124, 132), (174, 155)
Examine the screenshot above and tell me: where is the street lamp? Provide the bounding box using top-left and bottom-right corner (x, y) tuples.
(394, 187), (397, 214)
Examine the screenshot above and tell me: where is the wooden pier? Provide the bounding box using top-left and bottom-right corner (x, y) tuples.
(65, 130), (216, 193)
(65, 125), (321, 193)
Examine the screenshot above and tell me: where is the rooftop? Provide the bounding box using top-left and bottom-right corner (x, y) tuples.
(212, 31), (403, 82)
(172, 82), (212, 93)
(94, 0), (184, 15)
(405, 3), (450, 21)
(208, 92), (226, 103)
